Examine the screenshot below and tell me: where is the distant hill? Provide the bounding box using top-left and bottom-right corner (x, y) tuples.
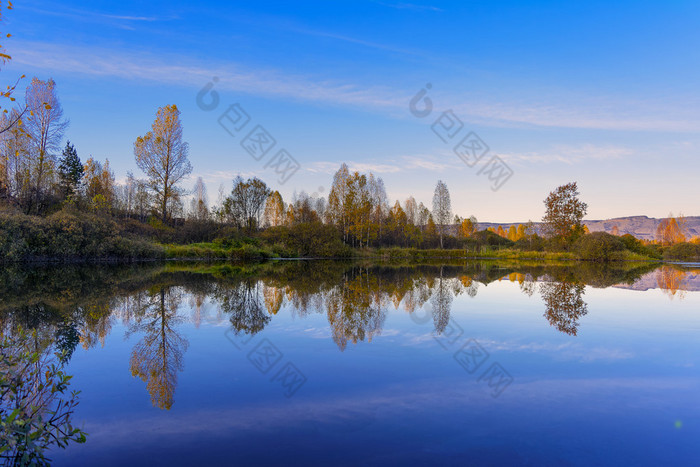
(613, 270), (700, 292)
(452, 215), (700, 241)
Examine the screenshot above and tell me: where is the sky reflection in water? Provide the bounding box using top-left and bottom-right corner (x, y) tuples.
(1, 261), (698, 466)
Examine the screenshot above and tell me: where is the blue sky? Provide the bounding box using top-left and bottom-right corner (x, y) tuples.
(4, 0), (700, 221)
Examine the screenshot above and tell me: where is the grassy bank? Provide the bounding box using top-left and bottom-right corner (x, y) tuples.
(358, 246), (655, 263)
(3, 208), (698, 264)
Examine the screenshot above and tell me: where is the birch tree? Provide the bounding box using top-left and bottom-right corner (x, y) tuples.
(188, 177), (209, 221)
(24, 77), (69, 213)
(432, 180), (451, 248)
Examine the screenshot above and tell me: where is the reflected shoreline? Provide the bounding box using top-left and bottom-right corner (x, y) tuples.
(0, 260), (696, 410)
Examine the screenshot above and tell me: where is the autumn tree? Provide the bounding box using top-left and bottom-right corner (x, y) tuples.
(314, 195), (326, 222)
(287, 191), (320, 225)
(426, 215), (438, 246)
(24, 77), (69, 213)
(387, 200), (408, 246)
(460, 216), (477, 238)
(328, 164), (388, 247)
(115, 171), (151, 220)
(417, 202), (430, 226)
(404, 196), (418, 225)
(432, 180), (451, 248)
(496, 225), (506, 237)
(507, 225), (517, 241)
(83, 157), (115, 212)
(57, 141), (83, 200)
(656, 214), (686, 245)
(263, 190), (285, 227)
(345, 171), (371, 247)
(0, 108), (30, 204)
(188, 177), (209, 221)
(542, 182), (588, 243)
(368, 173), (388, 244)
(116, 171), (137, 217)
(134, 105), (192, 222)
(221, 176), (270, 231)
(328, 163), (350, 241)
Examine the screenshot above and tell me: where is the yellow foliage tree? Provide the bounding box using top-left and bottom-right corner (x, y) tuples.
(656, 214), (686, 245)
(134, 105), (192, 222)
(264, 190), (285, 227)
(460, 217), (476, 238)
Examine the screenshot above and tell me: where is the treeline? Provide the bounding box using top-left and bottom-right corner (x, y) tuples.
(1, 76), (699, 261)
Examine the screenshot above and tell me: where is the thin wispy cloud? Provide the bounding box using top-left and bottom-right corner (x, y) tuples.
(10, 40), (700, 133)
(499, 144), (635, 166)
(98, 14), (165, 22)
(285, 26), (422, 57)
(305, 154), (456, 175)
(11, 40), (404, 110)
(23, 5), (176, 24)
(374, 1), (444, 12)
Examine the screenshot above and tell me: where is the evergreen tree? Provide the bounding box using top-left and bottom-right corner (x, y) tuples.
(57, 141), (83, 199)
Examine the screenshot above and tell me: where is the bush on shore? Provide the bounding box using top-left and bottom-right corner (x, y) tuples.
(573, 232), (626, 261)
(260, 222), (353, 258)
(0, 210), (164, 262)
(663, 242), (700, 261)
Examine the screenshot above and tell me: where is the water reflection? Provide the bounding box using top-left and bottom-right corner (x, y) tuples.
(0, 260), (696, 411)
(656, 265), (688, 300)
(430, 267), (453, 334)
(127, 286), (188, 410)
(540, 281), (588, 336)
(215, 280), (270, 335)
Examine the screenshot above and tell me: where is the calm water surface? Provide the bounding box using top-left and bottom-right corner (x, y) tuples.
(2, 261), (699, 466)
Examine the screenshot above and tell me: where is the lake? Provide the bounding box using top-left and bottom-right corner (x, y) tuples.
(2, 260), (699, 466)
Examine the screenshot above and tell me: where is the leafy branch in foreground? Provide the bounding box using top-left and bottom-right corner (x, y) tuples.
(0, 330), (87, 466)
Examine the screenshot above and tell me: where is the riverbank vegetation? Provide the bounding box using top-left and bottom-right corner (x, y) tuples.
(1, 71), (697, 263)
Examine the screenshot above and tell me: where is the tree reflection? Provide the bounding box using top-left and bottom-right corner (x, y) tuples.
(214, 280), (270, 335)
(656, 266), (687, 300)
(128, 286), (188, 410)
(326, 269), (386, 351)
(0, 260), (683, 376)
(430, 267), (453, 334)
(263, 284), (285, 315)
(539, 281), (588, 336)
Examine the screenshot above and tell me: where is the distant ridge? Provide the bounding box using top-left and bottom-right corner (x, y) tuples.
(454, 215), (700, 241)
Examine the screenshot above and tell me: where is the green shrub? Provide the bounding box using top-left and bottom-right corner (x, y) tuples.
(573, 232), (626, 261)
(0, 210), (164, 262)
(619, 234), (660, 259)
(260, 222), (351, 257)
(663, 242), (700, 261)
(514, 234), (546, 251)
(471, 230), (514, 248)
